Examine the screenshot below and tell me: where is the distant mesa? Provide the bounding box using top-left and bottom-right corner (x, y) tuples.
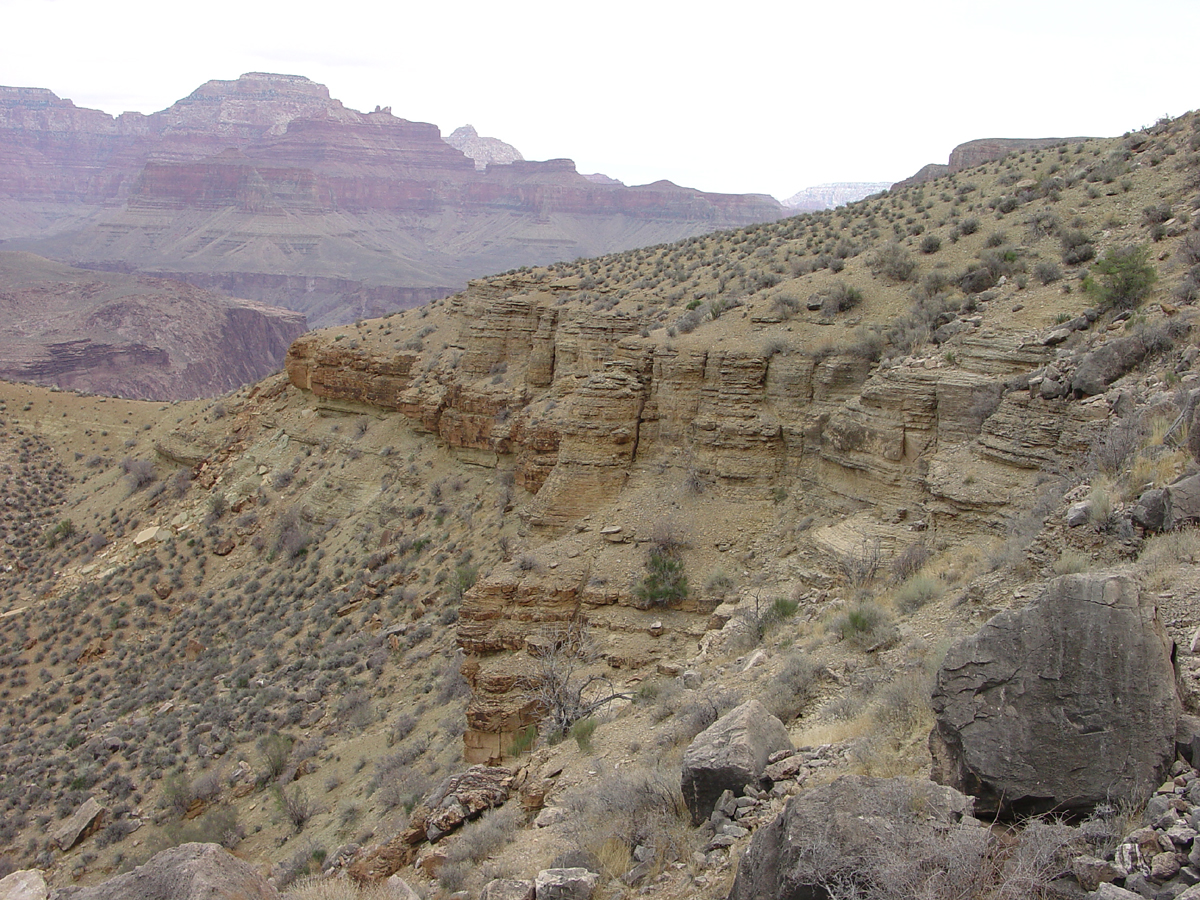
(781, 182), (891, 211)
(0, 73), (783, 327)
(445, 124), (524, 170)
(894, 136), (1092, 188)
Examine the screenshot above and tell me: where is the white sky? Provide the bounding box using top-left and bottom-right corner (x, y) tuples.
(4, 0), (1198, 201)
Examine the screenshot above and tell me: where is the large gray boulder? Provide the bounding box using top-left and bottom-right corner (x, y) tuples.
(726, 775), (980, 900)
(1071, 333), (1153, 397)
(0, 870), (48, 900)
(533, 868), (598, 900)
(930, 573), (1180, 819)
(51, 797), (105, 851)
(1133, 474), (1200, 532)
(682, 699), (791, 825)
(50, 843), (277, 900)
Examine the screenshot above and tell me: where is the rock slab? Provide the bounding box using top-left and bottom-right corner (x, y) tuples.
(681, 699), (791, 825)
(0, 871), (47, 900)
(533, 869), (598, 900)
(49, 843), (277, 900)
(930, 573), (1180, 819)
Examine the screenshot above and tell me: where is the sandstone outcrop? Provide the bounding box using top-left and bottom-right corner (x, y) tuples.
(930, 573), (1181, 819)
(0, 870), (47, 900)
(726, 776), (979, 900)
(682, 700), (791, 825)
(0, 74), (783, 326)
(49, 843), (277, 900)
(348, 766), (515, 881)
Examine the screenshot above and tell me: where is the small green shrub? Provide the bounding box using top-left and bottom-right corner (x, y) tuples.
(1084, 244), (1157, 311)
(570, 717), (597, 753)
(830, 600), (894, 649)
(635, 548), (688, 607)
(507, 724), (537, 757)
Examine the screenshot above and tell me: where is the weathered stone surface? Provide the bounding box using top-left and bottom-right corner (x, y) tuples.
(0, 871), (47, 900)
(930, 573), (1180, 819)
(1136, 475), (1200, 532)
(478, 879), (534, 900)
(682, 699), (791, 825)
(49, 843), (277, 900)
(533, 868), (598, 900)
(727, 776), (978, 900)
(383, 875), (421, 900)
(1072, 333), (1154, 397)
(51, 797), (105, 851)
(348, 766), (515, 881)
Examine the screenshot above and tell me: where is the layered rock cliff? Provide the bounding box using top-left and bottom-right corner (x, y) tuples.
(0, 74), (784, 326)
(894, 136), (1092, 188)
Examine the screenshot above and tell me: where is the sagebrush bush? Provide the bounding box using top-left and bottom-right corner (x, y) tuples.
(830, 600), (894, 649)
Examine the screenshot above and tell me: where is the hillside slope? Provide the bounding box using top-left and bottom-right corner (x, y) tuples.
(1, 110), (1200, 899)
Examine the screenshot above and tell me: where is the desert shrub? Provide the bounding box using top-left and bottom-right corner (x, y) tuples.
(569, 717), (597, 753)
(704, 569), (735, 599)
(868, 242), (917, 282)
(838, 538), (881, 588)
(1034, 260), (1063, 284)
(890, 541), (929, 582)
(121, 457), (156, 492)
(1052, 550), (1091, 575)
(734, 593), (799, 647)
(1084, 244), (1157, 311)
(1060, 228), (1096, 265)
(830, 600), (894, 649)
(272, 507), (312, 561)
(819, 282), (864, 316)
(259, 732), (294, 782)
(959, 216), (980, 235)
(894, 574), (942, 614)
(763, 653), (819, 722)
(278, 786), (316, 833)
(563, 763), (688, 879)
(919, 234), (942, 254)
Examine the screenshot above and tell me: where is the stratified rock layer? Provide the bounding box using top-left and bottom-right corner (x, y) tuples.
(930, 573), (1181, 819)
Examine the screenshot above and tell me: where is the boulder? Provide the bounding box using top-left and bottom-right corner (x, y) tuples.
(478, 879), (534, 900)
(384, 875), (421, 900)
(48, 843), (277, 900)
(1132, 488), (1168, 531)
(533, 868), (598, 900)
(930, 573), (1180, 819)
(0, 871), (48, 900)
(51, 797), (106, 851)
(726, 775), (979, 900)
(681, 700), (791, 825)
(1072, 333), (1153, 397)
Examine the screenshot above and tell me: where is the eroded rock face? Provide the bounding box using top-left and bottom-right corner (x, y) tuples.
(930, 573), (1180, 819)
(0, 870), (47, 900)
(727, 776), (979, 900)
(348, 766), (515, 881)
(49, 843), (277, 900)
(682, 700), (791, 825)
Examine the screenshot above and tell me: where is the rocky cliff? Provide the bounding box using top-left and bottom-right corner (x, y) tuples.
(0, 251), (305, 399)
(894, 136), (1092, 188)
(0, 74), (784, 327)
(445, 124), (524, 170)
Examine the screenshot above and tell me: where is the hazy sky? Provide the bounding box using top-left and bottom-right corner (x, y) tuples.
(4, 0), (1198, 200)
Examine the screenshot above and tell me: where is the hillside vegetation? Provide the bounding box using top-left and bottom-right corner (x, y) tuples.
(2, 111), (1200, 899)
